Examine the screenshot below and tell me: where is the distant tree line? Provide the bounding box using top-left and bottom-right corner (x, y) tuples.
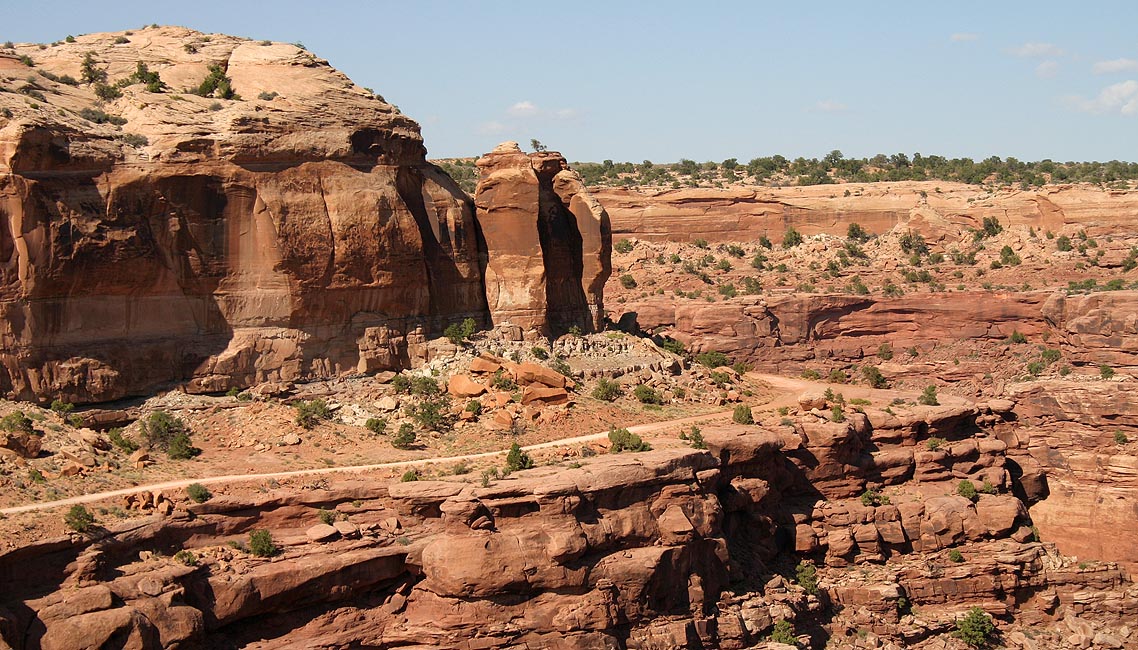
(569, 150), (1138, 190)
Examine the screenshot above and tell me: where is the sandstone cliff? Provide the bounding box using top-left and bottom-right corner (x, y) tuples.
(0, 29), (608, 403)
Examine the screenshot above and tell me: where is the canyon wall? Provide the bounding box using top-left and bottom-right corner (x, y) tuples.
(597, 182), (1138, 243)
(0, 29), (608, 404)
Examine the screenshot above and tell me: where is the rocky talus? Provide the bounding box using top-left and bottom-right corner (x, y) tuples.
(1, 394), (1133, 649)
(0, 29), (609, 404)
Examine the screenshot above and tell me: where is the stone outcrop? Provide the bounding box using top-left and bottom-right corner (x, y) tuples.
(2, 402), (1133, 649)
(596, 181), (1138, 243)
(0, 30), (609, 404)
(475, 142), (611, 335)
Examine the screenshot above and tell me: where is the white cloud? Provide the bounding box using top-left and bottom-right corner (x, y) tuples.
(507, 100), (539, 117)
(813, 100), (848, 113)
(1093, 58), (1138, 74)
(1064, 80), (1138, 116)
(1010, 42), (1065, 58)
(478, 121), (509, 134)
(950, 33), (979, 42)
(1036, 60), (1059, 79)
(552, 108), (578, 120)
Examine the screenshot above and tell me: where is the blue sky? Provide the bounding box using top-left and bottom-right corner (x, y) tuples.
(6, 1), (1137, 162)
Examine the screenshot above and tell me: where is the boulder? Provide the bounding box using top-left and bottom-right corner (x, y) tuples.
(447, 374), (486, 398)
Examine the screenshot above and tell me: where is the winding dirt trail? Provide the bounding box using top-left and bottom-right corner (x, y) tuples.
(0, 406), (742, 516)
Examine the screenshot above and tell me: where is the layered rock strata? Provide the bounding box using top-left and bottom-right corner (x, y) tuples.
(0, 29), (609, 403)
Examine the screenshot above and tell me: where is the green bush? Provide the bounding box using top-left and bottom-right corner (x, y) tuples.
(830, 405), (845, 422)
(1056, 235), (1072, 252)
(401, 469), (420, 482)
(954, 606), (996, 648)
(365, 417), (387, 434)
(174, 550), (197, 566)
(318, 508), (336, 525)
(847, 222), (870, 243)
(294, 399), (331, 430)
(410, 376), (441, 396)
(592, 378), (623, 401)
(194, 64), (238, 99)
(688, 425), (707, 449)
(505, 442), (534, 472)
(392, 423), (416, 449)
(464, 400), (483, 416)
(732, 405), (754, 425)
(530, 346), (549, 360)
(1100, 365), (1115, 380)
(782, 227), (804, 249)
(64, 505), (95, 533)
(248, 530), (278, 557)
(956, 480), (978, 502)
(619, 274), (637, 289)
(948, 549), (964, 563)
(50, 399), (75, 415)
(769, 619), (797, 645)
(608, 427), (650, 453)
(795, 560), (818, 594)
(444, 317), (477, 345)
(140, 411), (199, 458)
(0, 411), (34, 434)
(614, 239), (633, 253)
(926, 437), (947, 451)
(410, 398), (449, 431)
(186, 483), (212, 503)
(877, 344), (894, 360)
(108, 427), (138, 453)
(695, 351), (730, 368)
(860, 489), (889, 507)
(861, 365), (888, 389)
(1115, 430), (1129, 445)
(633, 385), (663, 405)
(918, 385), (939, 406)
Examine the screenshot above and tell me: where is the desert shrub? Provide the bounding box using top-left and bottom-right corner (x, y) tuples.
(50, 400), (75, 415)
(693, 238), (709, 249)
(490, 370), (518, 391)
(118, 133), (148, 147)
(619, 274), (637, 289)
(108, 428), (138, 453)
(782, 227), (803, 249)
(709, 371), (732, 388)
(194, 64), (238, 99)
(392, 423), (416, 449)
(795, 560), (818, 594)
(141, 411), (199, 458)
(948, 549), (964, 563)
(847, 222), (870, 242)
(530, 346), (550, 361)
(174, 550), (197, 566)
(614, 239), (633, 253)
(0, 411), (34, 434)
(828, 369), (848, 384)
(770, 619), (797, 645)
(505, 442), (534, 472)
(954, 606), (996, 648)
(401, 469), (420, 482)
(1055, 235), (1072, 252)
(365, 417), (387, 434)
(248, 530), (278, 557)
(186, 483), (212, 503)
(410, 398), (449, 431)
(732, 405), (754, 425)
(1100, 365), (1115, 380)
(464, 400), (483, 416)
(861, 365), (887, 389)
(860, 489), (889, 507)
(660, 338), (686, 356)
(410, 376), (440, 396)
(877, 343), (894, 360)
(956, 480), (978, 502)
(633, 385), (663, 404)
(444, 317), (477, 345)
(294, 399), (331, 429)
(1115, 430), (1129, 444)
(695, 351), (729, 368)
(64, 505), (95, 533)
(830, 405), (845, 422)
(899, 231), (928, 256)
(688, 425), (707, 449)
(801, 369), (821, 380)
(918, 385), (939, 406)
(318, 508), (336, 525)
(257, 90), (278, 100)
(926, 437), (947, 451)
(608, 427), (650, 453)
(592, 378), (623, 401)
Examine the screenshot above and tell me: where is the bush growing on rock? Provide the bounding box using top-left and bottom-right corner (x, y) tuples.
(0, 411), (34, 434)
(141, 411), (199, 459)
(633, 385), (663, 405)
(769, 619), (797, 645)
(365, 417), (387, 434)
(505, 442), (534, 472)
(687, 425), (707, 449)
(294, 399), (331, 430)
(861, 365), (888, 389)
(174, 550), (197, 566)
(695, 350), (730, 368)
(108, 427), (138, 453)
(50, 399), (74, 415)
(948, 549), (965, 563)
(847, 222), (871, 243)
(830, 405), (845, 422)
(860, 489), (889, 507)
(186, 483), (211, 503)
(248, 530), (278, 557)
(1115, 430), (1129, 445)
(391, 423), (416, 449)
(918, 385), (939, 406)
(1100, 365), (1115, 380)
(410, 398), (450, 431)
(444, 317), (477, 345)
(401, 469), (420, 482)
(64, 505), (95, 533)
(956, 480), (978, 502)
(614, 239), (633, 253)
(782, 227), (803, 249)
(926, 437), (947, 451)
(732, 405), (754, 425)
(619, 274), (637, 289)
(954, 606), (996, 648)
(592, 378), (623, 401)
(608, 427), (650, 453)
(194, 63), (238, 99)
(794, 560), (818, 595)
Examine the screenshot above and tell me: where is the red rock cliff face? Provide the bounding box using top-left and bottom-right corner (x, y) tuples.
(0, 29), (609, 403)
(475, 142), (611, 335)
